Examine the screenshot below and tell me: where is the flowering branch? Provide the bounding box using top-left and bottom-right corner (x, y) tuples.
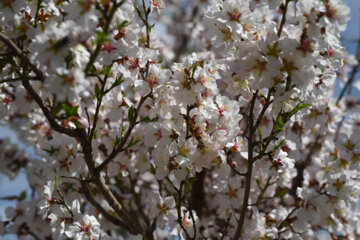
(95, 92), (152, 173)
(0, 76), (40, 84)
(0, 32), (44, 81)
(233, 90), (258, 239)
(79, 180), (131, 230)
(84, 0), (126, 76)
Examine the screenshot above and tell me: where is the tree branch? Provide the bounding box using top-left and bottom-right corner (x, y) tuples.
(0, 32), (45, 81)
(0, 76), (40, 84)
(233, 90), (258, 239)
(80, 180), (132, 230)
(95, 92), (151, 173)
(84, 0), (125, 76)
(277, 0), (291, 38)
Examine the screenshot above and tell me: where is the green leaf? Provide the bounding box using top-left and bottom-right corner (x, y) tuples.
(273, 113), (285, 134)
(275, 187), (287, 198)
(55, 174), (59, 189)
(90, 65), (97, 74)
(273, 139), (286, 153)
(257, 128), (263, 151)
(148, 23), (155, 33)
(128, 107), (136, 123)
(95, 31), (108, 45)
(150, 163), (156, 174)
(255, 178), (261, 188)
(140, 116), (158, 123)
(257, 128), (263, 143)
(18, 191), (27, 201)
(127, 137), (141, 148)
(93, 129), (97, 139)
(184, 181), (192, 195)
(42, 145), (59, 156)
(108, 74), (123, 92)
(62, 103), (79, 117)
(114, 135), (121, 146)
(188, 176), (197, 182)
(288, 103), (311, 119)
(65, 51), (74, 69)
(191, 62), (198, 78)
(95, 84), (101, 101)
(118, 20), (128, 29)
(135, 5), (142, 19)
(101, 65), (112, 76)
(121, 125), (126, 138)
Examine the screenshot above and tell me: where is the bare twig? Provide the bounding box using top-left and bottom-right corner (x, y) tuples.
(177, 180), (193, 240)
(337, 23), (360, 104)
(0, 76), (39, 84)
(277, 0), (291, 38)
(233, 90), (258, 239)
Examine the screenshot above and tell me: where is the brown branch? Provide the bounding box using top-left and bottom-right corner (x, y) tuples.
(95, 92), (151, 173)
(141, 0), (151, 48)
(174, 6), (199, 61)
(277, 0), (291, 38)
(79, 138), (143, 235)
(225, 150), (246, 176)
(256, 176), (272, 203)
(277, 206), (299, 231)
(0, 32), (44, 81)
(253, 88), (274, 131)
(21, 79), (82, 138)
(220, 213), (232, 240)
(177, 180), (193, 240)
(84, 0), (125, 76)
(290, 135), (321, 197)
(89, 75), (108, 140)
(127, 172), (152, 233)
(1, 12), (146, 237)
(80, 180), (132, 230)
(96, 0), (153, 173)
(0, 32), (84, 139)
(0, 76), (39, 84)
(190, 170), (206, 219)
(233, 90), (258, 239)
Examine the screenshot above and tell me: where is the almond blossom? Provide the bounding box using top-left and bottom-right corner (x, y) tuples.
(0, 0), (359, 239)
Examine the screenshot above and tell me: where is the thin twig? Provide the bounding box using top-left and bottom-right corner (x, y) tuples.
(89, 75), (108, 140)
(0, 76), (39, 84)
(277, 0), (291, 38)
(337, 23), (360, 104)
(177, 180), (193, 240)
(233, 90), (258, 239)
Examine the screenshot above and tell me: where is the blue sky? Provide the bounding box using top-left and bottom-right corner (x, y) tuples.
(343, 0), (360, 53)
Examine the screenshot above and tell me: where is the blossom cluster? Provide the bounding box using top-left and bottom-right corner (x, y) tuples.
(0, 0), (359, 239)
